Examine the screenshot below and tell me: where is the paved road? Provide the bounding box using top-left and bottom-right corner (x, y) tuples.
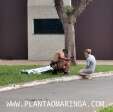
(0, 77), (113, 112)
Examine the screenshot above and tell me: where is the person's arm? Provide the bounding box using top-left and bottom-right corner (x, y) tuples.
(59, 53), (70, 61)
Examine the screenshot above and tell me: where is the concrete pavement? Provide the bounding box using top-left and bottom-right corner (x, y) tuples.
(0, 60), (113, 65)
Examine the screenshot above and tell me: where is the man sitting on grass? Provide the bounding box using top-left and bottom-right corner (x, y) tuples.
(50, 49), (70, 75)
(79, 49), (96, 79)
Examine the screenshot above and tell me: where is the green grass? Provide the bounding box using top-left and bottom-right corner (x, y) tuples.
(97, 106), (113, 112)
(96, 65), (113, 73)
(0, 65), (113, 86)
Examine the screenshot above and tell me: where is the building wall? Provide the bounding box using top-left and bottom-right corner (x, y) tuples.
(0, 0), (28, 59)
(0, 0), (113, 60)
(74, 0), (113, 60)
(28, 0), (64, 60)
(29, 0), (113, 60)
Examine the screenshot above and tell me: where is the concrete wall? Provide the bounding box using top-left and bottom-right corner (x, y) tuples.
(28, 0), (71, 6)
(28, 0), (64, 60)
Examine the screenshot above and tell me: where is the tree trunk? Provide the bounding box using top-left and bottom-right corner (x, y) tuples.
(63, 20), (77, 64)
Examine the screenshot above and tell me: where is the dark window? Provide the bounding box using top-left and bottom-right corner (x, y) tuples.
(34, 19), (64, 34)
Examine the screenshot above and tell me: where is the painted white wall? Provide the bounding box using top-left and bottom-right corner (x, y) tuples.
(28, 0), (65, 60)
(63, 0), (72, 6)
(28, 0), (54, 6)
(28, 0), (71, 6)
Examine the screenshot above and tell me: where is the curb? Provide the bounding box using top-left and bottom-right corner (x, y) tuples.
(0, 72), (113, 92)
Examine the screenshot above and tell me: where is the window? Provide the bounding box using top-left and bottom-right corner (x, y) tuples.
(34, 19), (64, 34)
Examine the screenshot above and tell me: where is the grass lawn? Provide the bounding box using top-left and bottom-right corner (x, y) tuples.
(0, 65), (113, 86)
(97, 106), (113, 112)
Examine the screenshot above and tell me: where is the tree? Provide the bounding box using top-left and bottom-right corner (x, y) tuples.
(54, 0), (94, 64)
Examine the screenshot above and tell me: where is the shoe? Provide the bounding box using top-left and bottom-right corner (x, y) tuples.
(64, 72), (69, 75)
(86, 75), (92, 80)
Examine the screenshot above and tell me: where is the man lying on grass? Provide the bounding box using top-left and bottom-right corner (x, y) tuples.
(22, 49), (70, 75)
(79, 49), (96, 79)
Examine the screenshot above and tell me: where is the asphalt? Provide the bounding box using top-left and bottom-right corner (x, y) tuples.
(0, 76), (113, 112)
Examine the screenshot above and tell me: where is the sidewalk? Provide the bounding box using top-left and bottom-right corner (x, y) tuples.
(0, 60), (113, 65)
